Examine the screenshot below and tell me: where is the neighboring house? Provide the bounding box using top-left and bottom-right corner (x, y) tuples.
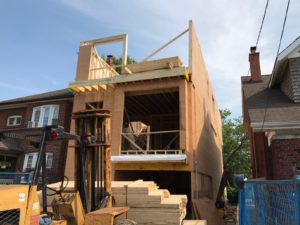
(0, 89), (73, 181)
(242, 37), (300, 179)
(65, 21), (223, 204)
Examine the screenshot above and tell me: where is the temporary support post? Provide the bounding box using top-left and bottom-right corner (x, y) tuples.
(73, 109), (112, 213)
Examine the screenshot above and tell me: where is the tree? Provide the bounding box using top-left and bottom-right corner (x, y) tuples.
(112, 56), (136, 66)
(221, 109), (251, 185)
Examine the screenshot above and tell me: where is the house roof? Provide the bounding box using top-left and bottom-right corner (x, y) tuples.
(242, 75), (300, 131)
(0, 139), (23, 155)
(0, 88), (73, 106)
(269, 36), (300, 87)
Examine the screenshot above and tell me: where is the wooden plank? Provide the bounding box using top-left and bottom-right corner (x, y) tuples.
(124, 57), (182, 74)
(69, 67), (186, 88)
(84, 86), (92, 91)
(77, 86), (85, 92)
(183, 220), (207, 225)
(80, 34), (127, 46)
(142, 29), (189, 61)
(92, 85), (99, 91)
(113, 163), (190, 171)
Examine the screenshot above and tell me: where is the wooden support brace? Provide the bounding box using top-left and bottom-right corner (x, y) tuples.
(77, 86), (85, 93)
(84, 86), (92, 91)
(122, 134), (146, 154)
(124, 66), (132, 74)
(99, 84), (107, 91)
(92, 85), (99, 91)
(142, 28), (189, 62)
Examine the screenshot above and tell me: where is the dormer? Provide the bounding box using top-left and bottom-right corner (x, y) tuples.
(269, 37), (300, 103)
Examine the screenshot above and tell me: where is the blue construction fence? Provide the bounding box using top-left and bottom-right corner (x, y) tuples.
(0, 172), (32, 184)
(238, 177), (300, 225)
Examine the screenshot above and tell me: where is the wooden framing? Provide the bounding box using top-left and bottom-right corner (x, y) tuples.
(69, 67), (186, 93)
(80, 34), (128, 67)
(142, 29), (189, 62)
(65, 20), (223, 205)
(114, 162), (190, 171)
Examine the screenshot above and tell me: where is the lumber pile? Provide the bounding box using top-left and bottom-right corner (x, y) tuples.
(112, 180), (187, 225)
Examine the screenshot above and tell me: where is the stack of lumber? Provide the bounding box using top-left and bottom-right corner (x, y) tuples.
(112, 180), (187, 225)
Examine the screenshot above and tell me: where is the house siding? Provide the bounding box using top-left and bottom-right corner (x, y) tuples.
(290, 57), (300, 103)
(280, 69), (294, 101)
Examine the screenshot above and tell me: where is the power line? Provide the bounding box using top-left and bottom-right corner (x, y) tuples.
(273, 0), (291, 68)
(261, 0), (291, 131)
(246, 0), (270, 76)
(255, 0), (270, 47)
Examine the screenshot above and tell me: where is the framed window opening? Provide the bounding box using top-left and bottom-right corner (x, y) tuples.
(23, 152), (54, 170)
(30, 105), (59, 128)
(7, 115), (22, 126)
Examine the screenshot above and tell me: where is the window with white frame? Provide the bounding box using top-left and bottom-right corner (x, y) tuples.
(7, 115), (22, 126)
(23, 152), (54, 170)
(29, 105), (59, 128)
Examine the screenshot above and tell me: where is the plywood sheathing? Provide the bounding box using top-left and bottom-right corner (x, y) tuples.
(187, 20), (223, 201)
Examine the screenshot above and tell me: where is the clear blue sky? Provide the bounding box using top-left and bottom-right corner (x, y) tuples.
(0, 0), (299, 117)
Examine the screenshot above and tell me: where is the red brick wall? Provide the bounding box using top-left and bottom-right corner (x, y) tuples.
(0, 99), (73, 181)
(0, 107), (27, 128)
(25, 100), (72, 128)
(271, 138), (300, 179)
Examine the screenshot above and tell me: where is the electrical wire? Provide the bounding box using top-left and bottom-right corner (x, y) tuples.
(246, 0), (270, 76)
(255, 0), (270, 48)
(273, 0), (291, 69)
(260, 0), (291, 131)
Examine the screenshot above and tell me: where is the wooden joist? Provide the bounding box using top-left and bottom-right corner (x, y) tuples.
(112, 180), (187, 225)
(69, 84), (108, 94)
(123, 57), (183, 75)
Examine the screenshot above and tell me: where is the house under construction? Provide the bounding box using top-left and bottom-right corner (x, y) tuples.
(65, 21), (223, 205)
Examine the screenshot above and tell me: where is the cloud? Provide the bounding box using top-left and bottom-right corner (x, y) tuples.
(56, 0), (300, 116)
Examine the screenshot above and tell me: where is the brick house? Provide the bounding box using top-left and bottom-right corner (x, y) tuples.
(0, 89), (73, 181)
(242, 37), (300, 179)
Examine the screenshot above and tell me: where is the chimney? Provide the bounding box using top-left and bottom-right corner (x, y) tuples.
(249, 46), (262, 81)
(106, 55), (113, 66)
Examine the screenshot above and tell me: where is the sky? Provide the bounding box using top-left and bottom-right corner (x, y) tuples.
(0, 0), (299, 117)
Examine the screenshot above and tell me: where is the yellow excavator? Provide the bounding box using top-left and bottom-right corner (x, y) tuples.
(0, 109), (131, 225)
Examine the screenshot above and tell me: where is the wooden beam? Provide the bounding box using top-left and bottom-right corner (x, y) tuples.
(124, 66), (132, 74)
(77, 86), (85, 93)
(142, 28), (189, 62)
(122, 34), (128, 66)
(92, 85), (99, 91)
(71, 87), (81, 93)
(84, 86), (92, 91)
(99, 84), (107, 91)
(80, 34), (127, 46)
(69, 67), (186, 88)
(114, 162), (190, 171)
(124, 57), (182, 74)
(122, 133), (146, 154)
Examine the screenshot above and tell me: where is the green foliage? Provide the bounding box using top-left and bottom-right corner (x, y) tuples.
(221, 109), (251, 185)
(112, 56), (136, 74)
(227, 187), (238, 204)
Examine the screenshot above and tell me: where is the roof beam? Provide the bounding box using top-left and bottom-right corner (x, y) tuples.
(142, 28), (189, 62)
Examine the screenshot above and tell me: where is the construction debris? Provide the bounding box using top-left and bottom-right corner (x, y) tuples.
(112, 180), (187, 225)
